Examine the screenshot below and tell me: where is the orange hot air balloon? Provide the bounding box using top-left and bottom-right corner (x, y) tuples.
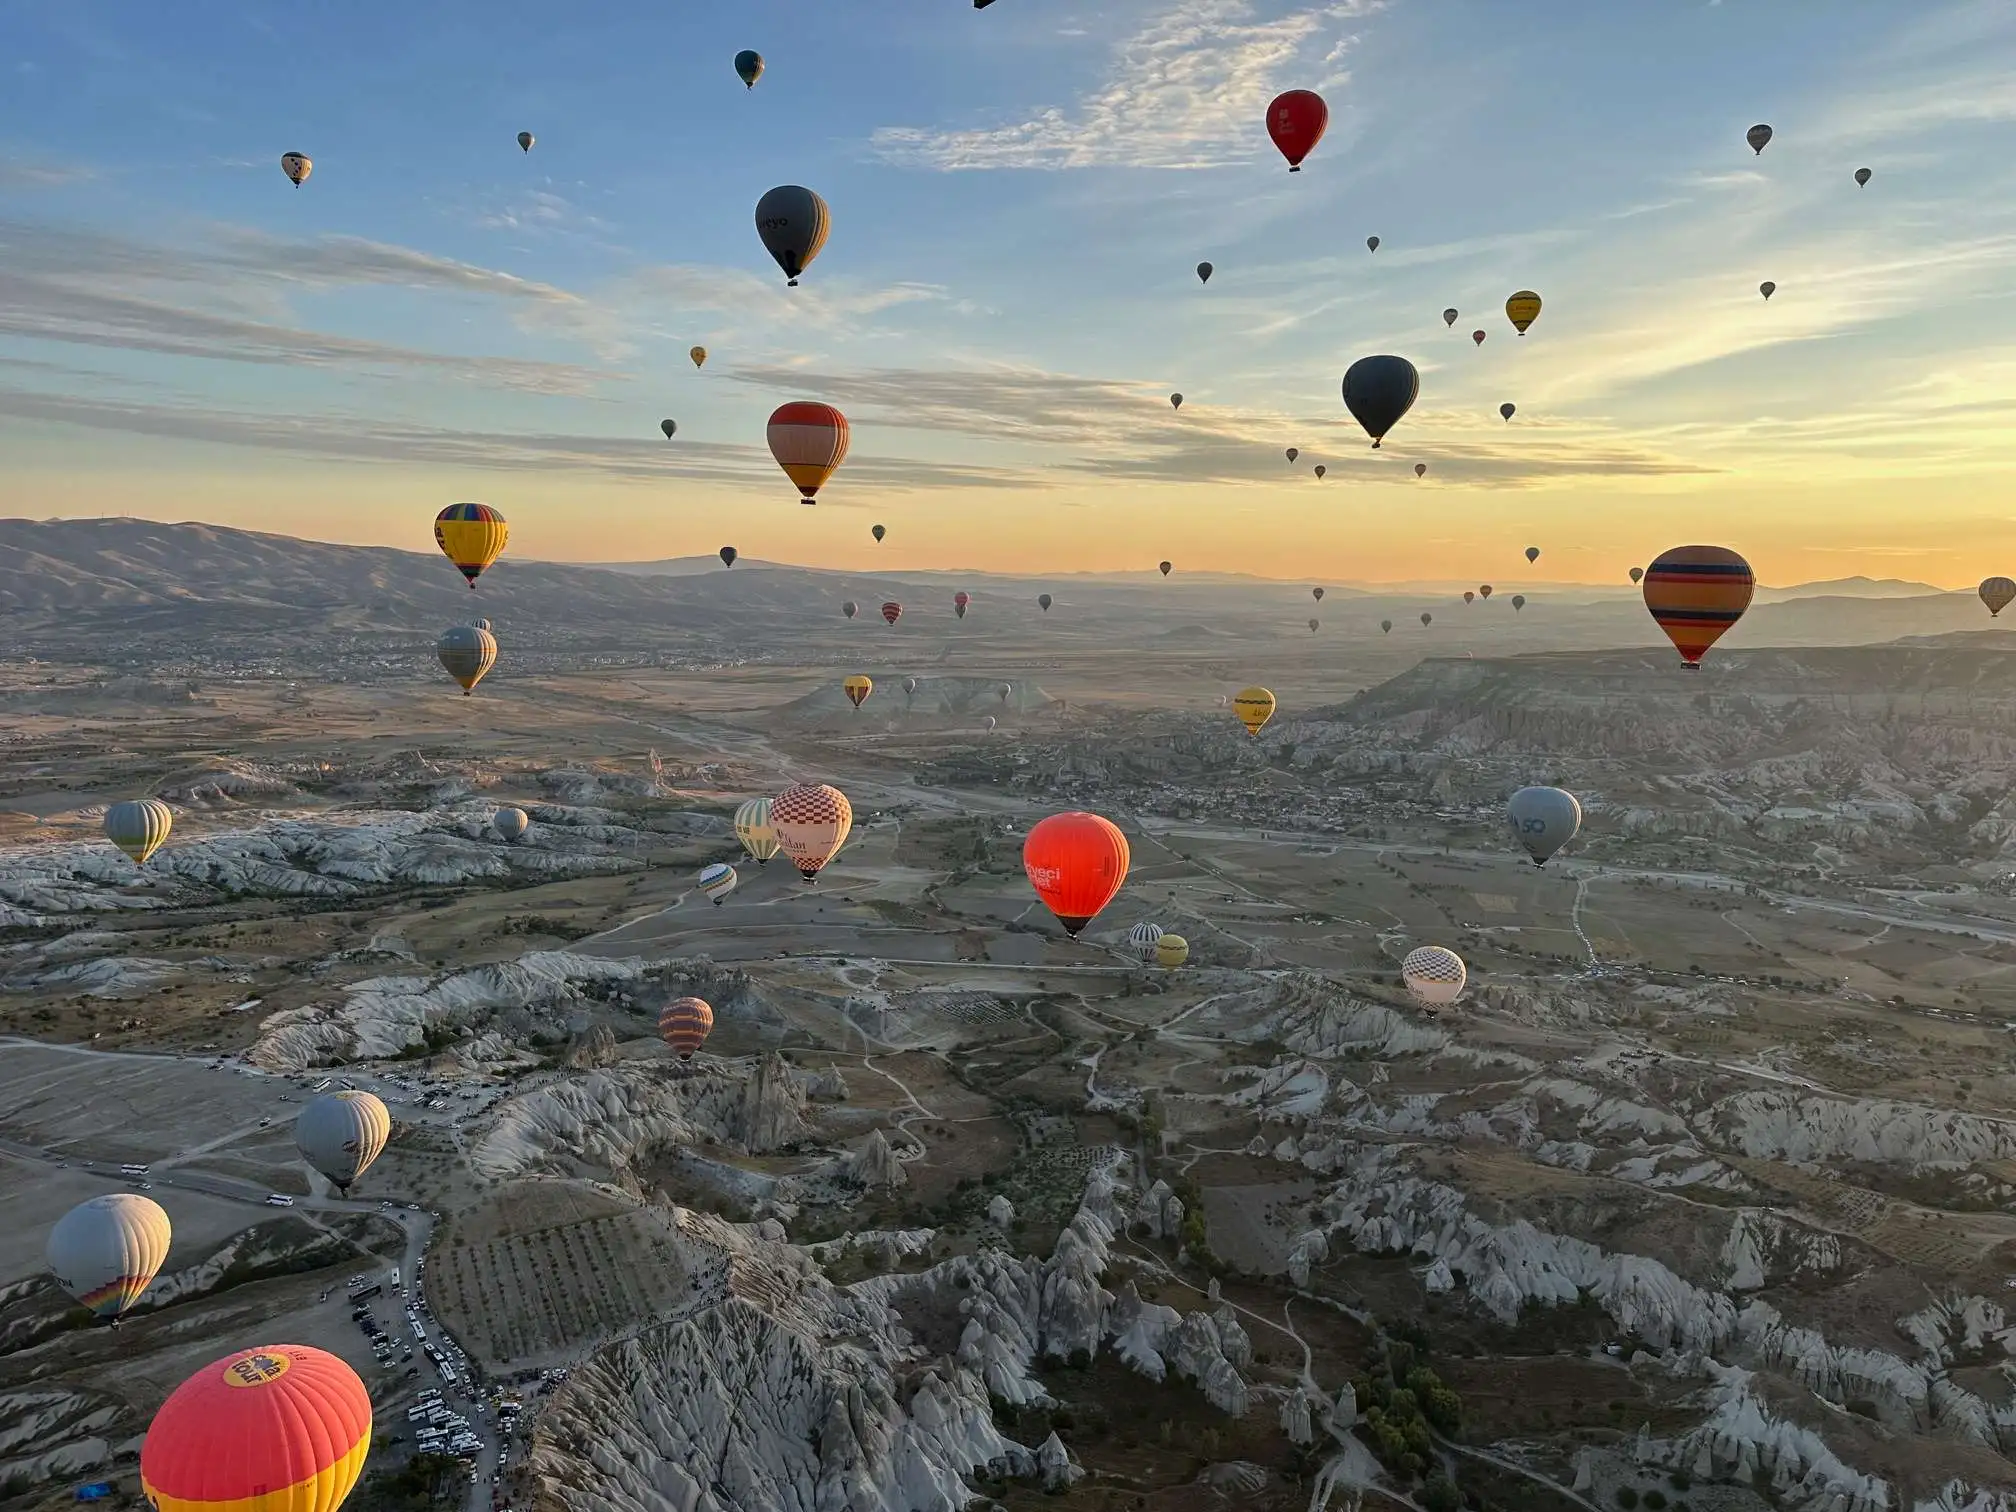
(767, 402), (849, 502)
(1642, 545), (1755, 669)
(771, 782), (853, 881)
(658, 997), (715, 1061)
(1980, 577), (2016, 617)
(1023, 812), (1129, 937)
(141, 1346), (371, 1512)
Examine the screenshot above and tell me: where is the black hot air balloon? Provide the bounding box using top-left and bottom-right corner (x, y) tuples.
(719, 546), (738, 568)
(1341, 355), (1419, 449)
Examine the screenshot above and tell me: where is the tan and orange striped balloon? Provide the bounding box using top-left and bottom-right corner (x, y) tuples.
(766, 402), (849, 502)
(658, 997), (714, 1060)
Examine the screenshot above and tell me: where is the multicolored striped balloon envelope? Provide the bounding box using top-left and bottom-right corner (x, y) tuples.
(433, 503), (507, 587)
(141, 1345), (371, 1512)
(659, 997), (715, 1060)
(1642, 545), (1754, 668)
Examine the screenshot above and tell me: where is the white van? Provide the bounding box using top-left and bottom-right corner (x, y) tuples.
(264, 1194), (295, 1207)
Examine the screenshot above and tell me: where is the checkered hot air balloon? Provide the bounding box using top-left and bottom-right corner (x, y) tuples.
(771, 783), (853, 881)
(1401, 946), (1466, 1011)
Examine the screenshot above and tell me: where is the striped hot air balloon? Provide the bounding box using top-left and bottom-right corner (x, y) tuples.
(771, 783), (853, 881)
(1642, 545), (1755, 668)
(47, 1193), (172, 1322)
(767, 402), (849, 502)
(105, 798), (173, 865)
(295, 1091), (390, 1193)
(1980, 577), (2016, 618)
(734, 798), (780, 864)
(881, 601), (902, 625)
(1128, 921), (1164, 961)
(141, 1346), (371, 1512)
(658, 997), (715, 1060)
(697, 862), (738, 905)
(433, 503), (508, 587)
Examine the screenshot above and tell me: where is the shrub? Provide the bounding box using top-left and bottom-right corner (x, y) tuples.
(1644, 1492), (1667, 1510)
(1616, 1489), (1640, 1510)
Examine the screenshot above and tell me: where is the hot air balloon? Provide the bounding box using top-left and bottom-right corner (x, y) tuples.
(1038, 593), (1053, 612)
(1159, 561), (1173, 576)
(697, 862), (737, 906)
(434, 503), (507, 587)
(1232, 686), (1276, 735)
(473, 618), (492, 632)
(517, 131), (534, 152)
(105, 799), (173, 865)
(984, 715), (998, 732)
(735, 49), (764, 88)
(1366, 236), (1380, 253)
(772, 783), (852, 881)
(1507, 785), (1582, 866)
(872, 524), (886, 542)
(1506, 290), (1542, 334)
(295, 1091), (390, 1192)
(720, 546), (738, 567)
(1443, 308), (1458, 327)
(843, 674), (873, 709)
(1266, 89), (1328, 171)
(1642, 544), (1756, 668)
(493, 807), (529, 842)
(1313, 465), (1326, 479)
(1381, 619), (1392, 633)
(1500, 402), (1516, 422)
(1420, 612), (1433, 626)
(1471, 329), (1487, 346)
(1341, 355), (1419, 449)
(767, 401), (849, 501)
(690, 346), (708, 368)
(998, 682), (1013, 704)
(280, 152), (311, 186)
(1630, 567), (1645, 584)
(141, 1346), (370, 1512)
(952, 591), (971, 619)
(1463, 591), (1476, 605)
(1308, 618), (1320, 633)
(882, 601), (902, 624)
(1170, 393), (1183, 410)
(659, 997), (714, 1059)
(48, 1193), (171, 1322)
(1196, 262), (1213, 284)
(735, 798), (780, 864)
(1525, 546), (1541, 563)
(1855, 167), (1872, 187)
(755, 185), (829, 285)
(1746, 123), (1772, 155)
(436, 624), (497, 696)
(1312, 587), (1325, 601)
(1128, 921), (1164, 961)
(1155, 934), (1189, 969)
(1479, 584), (1493, 599)
(1415, 463), (1427, 478)
(903, 676), (919, 696)
(1759, 281), (1776, 301)
(843, 601), (859, 619)
(1511, 594), (1525, 610)
(1980, 578), (2016, 617)
(1401, 946), (1466, 1010)
(660, 419), (678, 439)
(1023, 812), (1129, 936)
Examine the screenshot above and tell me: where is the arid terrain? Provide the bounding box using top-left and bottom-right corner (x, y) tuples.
(3, 521), (2015, 1512)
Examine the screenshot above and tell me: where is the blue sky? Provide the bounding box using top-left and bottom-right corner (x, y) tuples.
(3, 0), (2014, 584)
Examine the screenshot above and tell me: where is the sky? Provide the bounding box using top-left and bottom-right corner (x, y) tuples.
(2, 0), (2014, 586)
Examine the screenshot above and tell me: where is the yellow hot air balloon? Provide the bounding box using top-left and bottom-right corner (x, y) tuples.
(1231, 686), (1276, 736)
(843, 674), (873, 709)
(690, 346), (708, 369)
(1154, 934), (1190, 969)
(433, 503), (508, 588)
(1505, 290), (1542, 335)
(105, 799), (173, 865)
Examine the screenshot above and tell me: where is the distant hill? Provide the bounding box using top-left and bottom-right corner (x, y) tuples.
(1752, 576), (1949, 604)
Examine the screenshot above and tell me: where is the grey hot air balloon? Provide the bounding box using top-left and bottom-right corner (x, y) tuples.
(720, 546), (737, 567)
(1442, 307), (1458, 327)
(1854, 167), (1872, 187)
(904, 676), (919, 696)
(105, 798), (173, 865)
(1501, 402), (1517, 421)
(1313, 464), (1326, 478)
(295, 1090), (391, 1192)
(47, 1193), (172, 1323)
(754, 185), (831, 286)
(1196, 261), (1213, 284)
(735, 49), (764, 88)
(1366, 235), (1380, 253)
(436, 624), (498, 695)
(1038, 593), (1053, 611)
(1380, 619), (1392, 633)
(1420, 612), (1432, 626)
(1285, 447), (1299, 463)
(1507, 785), (1583, 866)
(1341, 355), (1419, 449)
(1308, 618), (1320, 632)
(1511, 594), (1526, 610)
(1312, 587), (1324, 601)
(517, 131), (534, 152)
(1159, 560), (1173, 576)
(1746, 123), (1772, 155)
(493, 807), (530, 842)
(1526, 546), (1541, 563)
(872, 524), (886, 542)
(843, 600), (859, 619)
(660, 418), (677, 438)
(1170, 393), (1183, 409)
(1759, 281), (1775, 300)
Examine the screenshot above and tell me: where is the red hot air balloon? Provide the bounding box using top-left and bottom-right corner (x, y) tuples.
(954, 591), (971, 620)
(1023, 812), (1130, 937)
(881, 601), (902, 625)
(658, 998), (714, 1061)
(1642, 545), (1755, 669)
(1266, 90), (1328, 172)
(1471, 330), (1487, 347)
(767, 402), (849, 502)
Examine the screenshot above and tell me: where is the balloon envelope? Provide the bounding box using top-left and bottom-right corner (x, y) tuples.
(142, 1346), (370, 1512)
(1415, 463), (1427, 478)
(1170, 393), (1183, 409)
(1630, 567), (1645, 584)
(1471, 329), (1487, 346)
(1023, 812), (1129, 936)
(843, 674), (873, 708)
(660, 997), (715, 1058)
(1159, 561), (1173, 576)
(1510, 595), (1525, 610)
(1642, 544), (1756, 667)
(1266, 89), (1328, 170)
(106, 799), (173, 865)
(493, 807), (530, 842)
(1128, 921), (1164, 961)
(772, 783), (853, 880)
(1526, 546), (1541, 563)
(1508, 786), (1583, 865)
(1313, 465), (1325, 478)
(754, 185), (830, 285)
(1286, 447), (1299, 462)
(1196, 261), (1213, 284)
(660, 419), (677, 438)
(1443, 308), (1458, 327)
(1312, 586), (1324, 601)
(1500, 402), (1516, 421)
(1038, 593), (1053, 611)
(1154, 935), (1190, 969)
(280, 152), (311, 186)
(1401, 946), (1466, 1008)
(1505, 290), (1542, 334)
(294, 1091), (390, 1191)
(1420, 612), (1432, 626)
(903, 676), (919, 695)
(434, 503), (507, 586)
(1855, 167), (1872, 186)
(735, 49), (764, 87)
(882, 601), (902, 624)
(436, 625), (498, 694)
(843, 601), (858, 619)
(872, 524), (886, 542)
(1232, 686), (1276, 735)
(1366, 236), (1380, 252)
(698, 863), (737, 906)
(1747, 123), (1772, 154)
(767, 401), (849, 500)
(1981, 577), (2016, 617)
(690, 346), (707, 368)
(734, 798), (781, 863)
(1341, 355), (1420, 448)
(48, 1193), (171, 1320)
(1759, 281), (1775, 300)
(720, 546), (738, 567)
(1381, 619), (1392, 633)
(517, 131), (534, 152)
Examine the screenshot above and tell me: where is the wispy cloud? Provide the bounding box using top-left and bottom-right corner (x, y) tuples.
(871, 0), (1382, 171)
(0, 152), (94, 189)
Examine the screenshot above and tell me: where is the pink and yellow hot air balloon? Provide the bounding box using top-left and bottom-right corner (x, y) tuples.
(767, 402), (849, 503)
(1642, 545), (1755, 669)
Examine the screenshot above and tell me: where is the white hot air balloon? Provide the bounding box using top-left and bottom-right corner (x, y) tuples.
(493, 807), (530, 843)
(1507, 786), (1582, 866)
(734, 798), (781, 864)
(1128, 921), (1164, 961)
(698, 861), (738, 905)
(47, 1193), (172, 1323)
(294, 1090), (391, 1192)
(1401, 946), (1467, 1013)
